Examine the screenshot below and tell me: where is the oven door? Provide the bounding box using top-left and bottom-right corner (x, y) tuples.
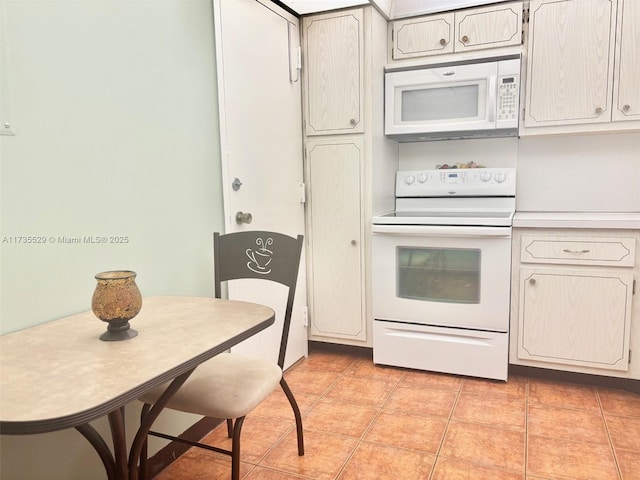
(372, 224), (512, 331)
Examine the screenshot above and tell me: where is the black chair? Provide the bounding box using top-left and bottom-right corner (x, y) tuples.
(139, 231), (305, 479)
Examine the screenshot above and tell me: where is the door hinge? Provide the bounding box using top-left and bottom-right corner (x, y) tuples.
(303, 306), (309, 327)
(633, 279), (636, 294)
(299, 182), (306, 204)
(629, 349), (632, 364)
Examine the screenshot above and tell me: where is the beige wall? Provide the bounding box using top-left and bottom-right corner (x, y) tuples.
(0, 1), (223, 477)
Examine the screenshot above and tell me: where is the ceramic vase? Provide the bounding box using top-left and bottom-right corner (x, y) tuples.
(92, 270), (142, 341)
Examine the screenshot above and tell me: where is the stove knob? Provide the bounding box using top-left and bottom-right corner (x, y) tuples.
(404, 175), (416, 185)
(480, 171), (492, 182)
(495, 171), (507, 183)
(417, 173), (428, 183)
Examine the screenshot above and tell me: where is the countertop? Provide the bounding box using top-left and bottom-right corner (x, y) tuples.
(513, 212), (640, 230)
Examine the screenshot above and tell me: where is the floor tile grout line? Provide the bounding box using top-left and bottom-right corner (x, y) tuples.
(597, 387), (625, 480)
(524, 376), (529, 479)
(427, 375), (465, 480)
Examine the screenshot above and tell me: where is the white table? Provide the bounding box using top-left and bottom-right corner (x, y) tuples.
(0, 296), (275, 480)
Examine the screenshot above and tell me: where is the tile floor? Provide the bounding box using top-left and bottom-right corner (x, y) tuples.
(154, 349), (640, 480)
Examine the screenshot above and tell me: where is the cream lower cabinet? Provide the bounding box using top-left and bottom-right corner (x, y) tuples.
(511, 230), (639, 379)
(305, 139), (366, 342)
(519, 268), (633, 371)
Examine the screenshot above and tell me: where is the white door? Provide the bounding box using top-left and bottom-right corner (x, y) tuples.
(213, 0), (307, 368)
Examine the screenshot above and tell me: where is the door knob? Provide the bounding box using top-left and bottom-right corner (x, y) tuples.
(235, 211), (252, 225)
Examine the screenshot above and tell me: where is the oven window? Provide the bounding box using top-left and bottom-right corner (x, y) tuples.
(397, 247), (481, 304)
(401, 84), (480, 122)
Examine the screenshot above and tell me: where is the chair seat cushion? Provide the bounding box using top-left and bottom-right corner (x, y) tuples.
(139, 353), (283, 419)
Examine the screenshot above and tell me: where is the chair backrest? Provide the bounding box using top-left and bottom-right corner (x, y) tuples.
(213, 231), (304, 368)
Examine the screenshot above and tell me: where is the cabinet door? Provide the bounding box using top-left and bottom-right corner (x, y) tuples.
(306, 139), (365, 341)
(524, 0), (617, 127)
(392, 13), (454, 59)
(303, 9), (364, 136)
(454, 2), (522, 53)
(518, 268), (633, 371)
(613, 0), (640, 122)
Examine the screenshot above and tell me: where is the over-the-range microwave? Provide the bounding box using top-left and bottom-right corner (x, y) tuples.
(385, 57), (521, 141)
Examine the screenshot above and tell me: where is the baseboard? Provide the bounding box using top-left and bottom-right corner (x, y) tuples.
(145, 416), (224, 478)
(509, 364), (640, 394)
(308, 340), (372, 358)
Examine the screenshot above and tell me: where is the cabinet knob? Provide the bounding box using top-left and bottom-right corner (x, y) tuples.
(349, 118), (357, 127)
(461, 35), (469, 43)
(595, 106), (603, 115)
(351, 239), (357, 246)
(529, 278), (537, 286)
(439, 38), (447, 46)
(623, 104), (631, 113)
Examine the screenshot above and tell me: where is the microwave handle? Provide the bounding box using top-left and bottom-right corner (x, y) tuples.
(487, 75), (497, 123)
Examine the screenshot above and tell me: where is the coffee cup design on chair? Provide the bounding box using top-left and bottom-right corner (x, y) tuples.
(246, 237), (273, 274)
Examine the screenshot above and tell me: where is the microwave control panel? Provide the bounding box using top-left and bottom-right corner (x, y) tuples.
(497, 76), (519, 123)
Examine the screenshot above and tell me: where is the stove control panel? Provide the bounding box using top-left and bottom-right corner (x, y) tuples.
(397, 168), (516, 197)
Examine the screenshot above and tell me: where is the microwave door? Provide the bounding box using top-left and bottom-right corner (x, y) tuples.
(385, 62), (499, 136)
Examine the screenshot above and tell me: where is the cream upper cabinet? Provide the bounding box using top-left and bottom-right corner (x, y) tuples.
(612, 0), (640, 122)
(454, 2), (523, 52)
(524, 0), (617, 127)
(392, 13), (454, 59)
(391, 2), (522, 60)
(302, 9), (364, 136)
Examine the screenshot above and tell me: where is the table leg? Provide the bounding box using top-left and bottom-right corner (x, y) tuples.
(75, 423), (117, 480)
(128, 368), (195, 480)
(108, 407), (128, 479)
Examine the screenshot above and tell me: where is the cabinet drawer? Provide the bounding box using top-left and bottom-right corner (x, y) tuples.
(521, 235), (636, 267)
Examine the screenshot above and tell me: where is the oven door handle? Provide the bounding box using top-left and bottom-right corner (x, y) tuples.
(372, 224), (511, 238)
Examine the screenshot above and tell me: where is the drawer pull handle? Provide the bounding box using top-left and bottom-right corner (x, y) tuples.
(562, 248), (590, 254)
